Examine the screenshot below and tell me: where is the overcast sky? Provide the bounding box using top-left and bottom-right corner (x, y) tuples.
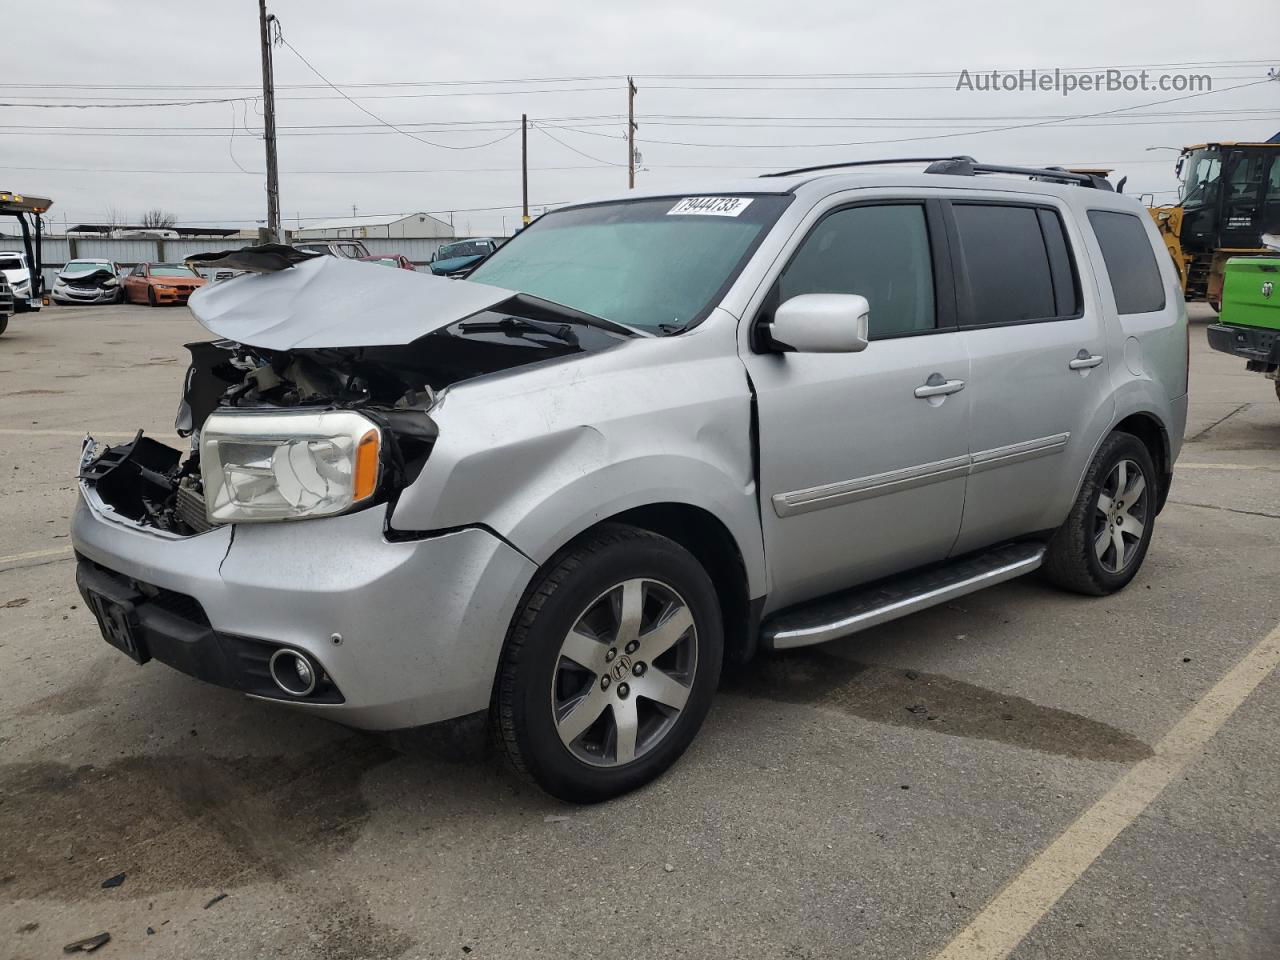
(6, 0), (1278, 236)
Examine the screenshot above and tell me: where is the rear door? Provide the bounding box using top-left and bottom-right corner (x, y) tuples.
(947, 198), (1114, 555)
(741, 197), (972, 612)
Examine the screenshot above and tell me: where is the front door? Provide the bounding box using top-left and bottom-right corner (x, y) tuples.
(742, 200), (971, 613)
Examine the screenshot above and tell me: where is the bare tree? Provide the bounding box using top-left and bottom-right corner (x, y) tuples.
(102, 205), (127, 230)
(139, 209), (178, 229)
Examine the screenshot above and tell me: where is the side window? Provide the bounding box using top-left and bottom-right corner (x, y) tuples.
(776, 204), (936, 339)
(951, 203), (1064, 326)
(1087, 210), (1166, 314)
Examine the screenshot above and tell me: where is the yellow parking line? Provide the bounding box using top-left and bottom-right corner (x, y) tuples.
(932, 619), (1280, 960)
(0, 546), (74, 564)
(0, 428), (137, 438)
(1177, 462), (1264, 471)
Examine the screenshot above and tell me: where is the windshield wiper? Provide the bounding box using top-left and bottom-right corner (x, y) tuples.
(457, 316), (579, 346)
(508, 293), (643, 339)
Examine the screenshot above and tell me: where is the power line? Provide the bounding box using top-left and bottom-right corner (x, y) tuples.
(1, 58), (1270, 91)
(273, 31), (520, 151)
(533, 122), (625, 165)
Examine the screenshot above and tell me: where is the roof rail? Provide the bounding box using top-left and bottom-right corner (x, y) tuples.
(760, 156), (976, 178)
(924, 158), (1114, 191)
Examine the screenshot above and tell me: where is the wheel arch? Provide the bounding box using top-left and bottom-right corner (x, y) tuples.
(1111, 411), (1172, 513)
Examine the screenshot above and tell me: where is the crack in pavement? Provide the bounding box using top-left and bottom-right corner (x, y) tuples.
(1168, 499), (1280, 521)
(1187, 402), (1250, 443)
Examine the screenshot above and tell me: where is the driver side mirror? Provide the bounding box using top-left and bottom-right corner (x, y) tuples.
(769, 293), (870, 353)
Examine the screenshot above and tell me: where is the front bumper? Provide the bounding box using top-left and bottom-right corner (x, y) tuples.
(53, 285), (117, 304)
(151, 286), (198, 304)
(1206, 323), (1280, 368)
(71, 487), (537, 729)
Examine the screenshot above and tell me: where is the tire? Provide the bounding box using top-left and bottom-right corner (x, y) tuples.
(1274, 381), (1280, 405)
(493, 523), (724, 803)
(147, 286), (157, 307)
(0, 315), (7, 336)
(1043, 431), (1157, 596)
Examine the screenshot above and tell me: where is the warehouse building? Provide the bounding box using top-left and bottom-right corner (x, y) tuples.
(292, 212), (454, 241)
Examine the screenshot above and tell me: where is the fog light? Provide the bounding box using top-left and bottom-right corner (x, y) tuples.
(268, 648), (319, 697)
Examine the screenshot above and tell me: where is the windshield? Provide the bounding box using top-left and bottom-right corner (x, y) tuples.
(439, 240), (491, 259)
(61, 261), (113, 276)
(467, 195), (790, 333)
(0, 258), (23, 271)
(151, 264), (198, 277)
(369, 257), (400, 267)
(1180, 148), (1222, 207)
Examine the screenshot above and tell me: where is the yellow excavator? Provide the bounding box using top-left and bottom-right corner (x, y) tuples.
(1146, 139), (1280, 309)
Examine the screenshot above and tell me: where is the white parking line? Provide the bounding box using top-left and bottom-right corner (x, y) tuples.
(932, 619), (1280, 960)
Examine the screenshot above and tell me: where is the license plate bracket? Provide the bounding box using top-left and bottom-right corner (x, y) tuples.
(86, 591), (150, 664)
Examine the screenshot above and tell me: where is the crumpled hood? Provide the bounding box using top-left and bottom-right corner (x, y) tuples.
(187, 255), (516, 350)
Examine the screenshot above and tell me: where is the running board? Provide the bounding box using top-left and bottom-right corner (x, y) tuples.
(761, 542), (1046, 651)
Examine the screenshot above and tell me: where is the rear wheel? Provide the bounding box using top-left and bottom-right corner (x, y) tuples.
(1043, 431), (1157, 596)
(494, 524), (723, 802)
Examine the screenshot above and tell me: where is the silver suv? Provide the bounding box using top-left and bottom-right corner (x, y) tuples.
(72, 158), (1188, 801)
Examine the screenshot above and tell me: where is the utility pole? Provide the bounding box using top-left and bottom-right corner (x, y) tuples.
(521, 113), (530, 227)
(258, 0), (281, 242)
(627, 77), (638, 189)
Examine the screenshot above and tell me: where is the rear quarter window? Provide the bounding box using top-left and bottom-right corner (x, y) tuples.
(1087, 210), (1166, 314)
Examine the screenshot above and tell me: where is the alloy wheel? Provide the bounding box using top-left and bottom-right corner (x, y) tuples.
(551, 578), (697, 767)
(1093, 458), (1148, 574)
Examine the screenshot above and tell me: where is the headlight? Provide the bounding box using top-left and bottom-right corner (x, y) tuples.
(103, 277), (119, 287)
(12, 278), (29, 294)
(200, 410), (381, 523)
(155, 284), (175, 291)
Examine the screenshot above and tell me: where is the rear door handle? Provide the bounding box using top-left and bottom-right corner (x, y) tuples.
(914, 376), (966, 399)
(1069, 352), (1104, 370)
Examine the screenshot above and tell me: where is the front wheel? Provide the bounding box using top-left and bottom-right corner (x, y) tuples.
(1043, 431), (1157, 596)
(493, 524), (723, 802)
(147, 286), (157, 307)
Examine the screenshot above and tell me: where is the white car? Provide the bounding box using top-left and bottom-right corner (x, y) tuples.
(0, 250), (39, 312)
(50, 259), (123, 305)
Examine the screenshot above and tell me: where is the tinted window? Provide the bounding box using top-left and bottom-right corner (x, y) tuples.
(1037, 209), (1081, 317)
(777, 204), (935, 338)
(952, 204), (1057, 325)
(1087, 210), (1166, 314)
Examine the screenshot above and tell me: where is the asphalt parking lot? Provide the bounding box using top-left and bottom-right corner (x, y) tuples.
(1, 302), (1278, 960)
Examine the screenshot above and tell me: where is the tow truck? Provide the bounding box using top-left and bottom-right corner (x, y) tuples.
(0, 190), (53, 335)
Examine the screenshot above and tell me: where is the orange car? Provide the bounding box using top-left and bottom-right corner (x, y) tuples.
(122, 262), (207, 306)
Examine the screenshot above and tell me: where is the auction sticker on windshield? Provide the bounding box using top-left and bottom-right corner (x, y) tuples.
(667, 197), (754, 217)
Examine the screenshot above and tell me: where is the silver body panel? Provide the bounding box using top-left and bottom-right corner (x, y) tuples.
(72, 169), (1188, 728)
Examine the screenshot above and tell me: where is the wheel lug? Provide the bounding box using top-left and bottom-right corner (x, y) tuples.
(601, 675), (611, 691)
(632, 661), (646, 676)
(624, 640), (639, 654)
(605, 648), (617, 662)
(616, 682), (630, 699)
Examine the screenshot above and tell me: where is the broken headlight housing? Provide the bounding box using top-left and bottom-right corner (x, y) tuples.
(200, 410), (381, 524)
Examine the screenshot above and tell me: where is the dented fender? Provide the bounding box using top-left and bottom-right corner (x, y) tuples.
(389, 310), (768, 597)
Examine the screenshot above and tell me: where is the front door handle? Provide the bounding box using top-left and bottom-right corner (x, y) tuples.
(1069, 351), (1104, 370)
(914, 374), (966, 399)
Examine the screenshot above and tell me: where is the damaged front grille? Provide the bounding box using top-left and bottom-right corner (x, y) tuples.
(81, 431), (206, 536)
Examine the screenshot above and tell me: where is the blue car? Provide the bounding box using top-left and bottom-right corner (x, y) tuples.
(429, 238), (498, 277)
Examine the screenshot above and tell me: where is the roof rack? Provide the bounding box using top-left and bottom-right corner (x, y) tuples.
(759, 156), (1113, 191)
(760, 156), (976, 178)
(924, 158), (1113, 190)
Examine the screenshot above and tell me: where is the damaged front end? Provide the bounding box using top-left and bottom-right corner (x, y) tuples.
(79, 250), (636, 537)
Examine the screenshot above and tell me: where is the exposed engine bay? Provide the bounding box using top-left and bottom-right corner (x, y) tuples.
(79, 251), (637, 536)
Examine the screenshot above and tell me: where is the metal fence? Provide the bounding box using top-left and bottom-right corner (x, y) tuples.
(21, 235), (463, 288)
